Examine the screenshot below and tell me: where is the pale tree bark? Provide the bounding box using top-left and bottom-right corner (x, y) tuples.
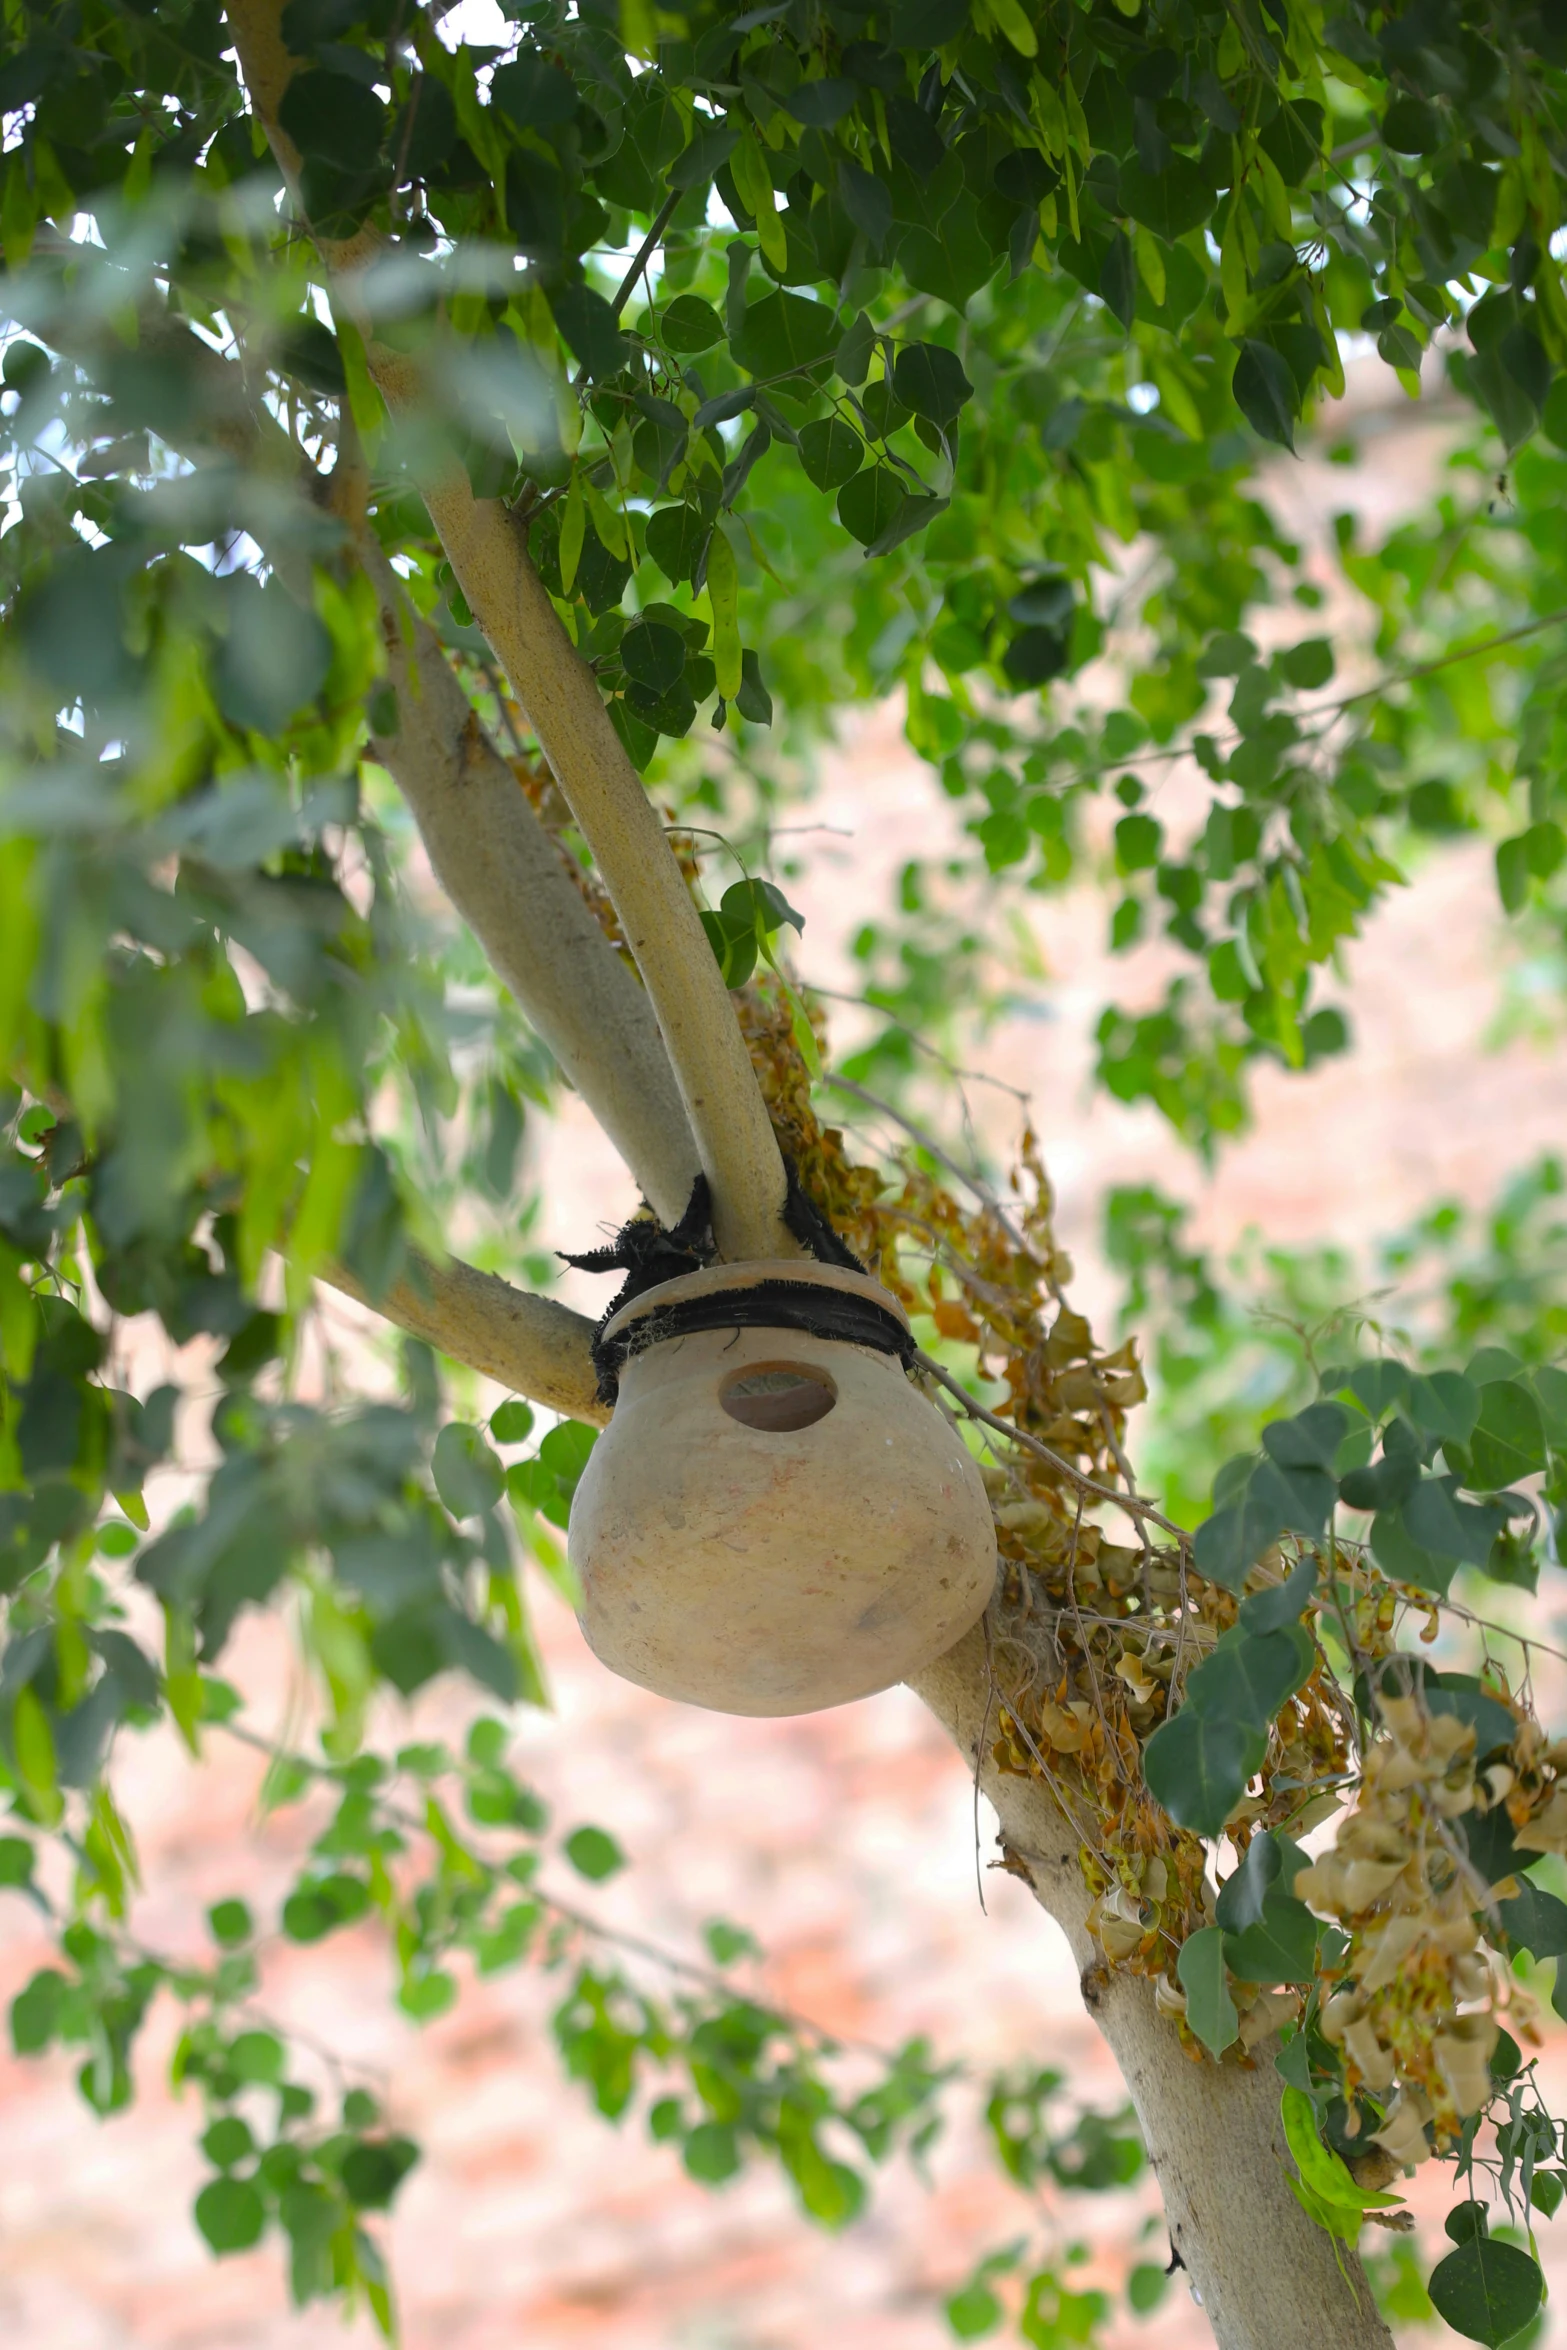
(910, 1625), (1394, 2350)
(389, 474), (800, 1265)
(225, 0), (799, 1265)
(357, 536), (701, 1227)
(322, 1250), (607, 1425)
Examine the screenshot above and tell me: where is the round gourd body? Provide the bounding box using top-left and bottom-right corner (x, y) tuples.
(568, 1262), (997, 1716)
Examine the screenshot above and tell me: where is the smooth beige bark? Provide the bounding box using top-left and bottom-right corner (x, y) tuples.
(909, 1624), (1394, 2350)
(359, 538), (701, 1226)
(404, 476), (798, 1264)
(225, 0), (798, 1266)
(323, 1251), (607, 1425)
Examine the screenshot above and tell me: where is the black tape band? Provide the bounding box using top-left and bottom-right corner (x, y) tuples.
(593, 1278), (914, 1406)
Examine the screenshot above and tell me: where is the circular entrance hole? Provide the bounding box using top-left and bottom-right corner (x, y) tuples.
(719, 1362), (838, 1433)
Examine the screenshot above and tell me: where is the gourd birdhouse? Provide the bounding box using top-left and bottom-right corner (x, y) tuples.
(568, 1260), (997, 1716)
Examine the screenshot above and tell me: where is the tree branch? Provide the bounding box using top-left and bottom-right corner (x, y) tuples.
(395, 476), (796, 1262)
(908, 1623), (1393, 2350)
(224, 0), (798, 1266)
(358, 536), (702, 1227)
(43, 269), (704, 1228)
(322, 1250), (608, 1425)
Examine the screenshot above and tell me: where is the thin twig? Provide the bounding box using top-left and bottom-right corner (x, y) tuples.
(915, 1350), (1191, 1546)
(1047, 603), (1567, 797)
(213, 1722), (908, 2063)
(820, 1073), (1028, 1249)
(612, 189), (681, 319)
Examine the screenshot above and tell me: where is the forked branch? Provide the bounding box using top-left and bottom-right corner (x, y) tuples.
(225, 0), (798, 1265)
(359, 537), (702, 1226)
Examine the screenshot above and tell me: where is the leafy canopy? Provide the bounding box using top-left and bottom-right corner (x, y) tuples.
(3, 0), (1567, 2339)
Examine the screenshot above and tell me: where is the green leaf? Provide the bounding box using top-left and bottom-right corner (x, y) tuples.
(538, 1421), (596, 1490)
(945, 2280), (1004, 2339)
(736, 648), (772, 726)
(1238, 1555), (1318, 1634)
(1498, 1880), (1567, 1961)
(798, 418), (864, 491)
(683, 2120), (742, 2181)
(1276, 637), (1334, 689)
(10, 1967), (66, 2054)
(620, 621), (687, 695)
(432, 1422), (505, 1520)
(891, 342), (973, 427)
(1543, 375), (1567, 452)
(1369, 1508), (1455, 1595)
(1143, 1708), (1266, 1837)
(1282, 2085), (1403, 2212)
(1115, 813), (1162, 873)
(1232, 340), (1298, 451)
(669, 117), (739, 191)
(1382, 96), (1443, 155)
(1406, 1371), (1480, 1447)
(1194, 1454), (1332, 1592)
(1223, 1891), (1318, 1984)
(278, 71), (386, 172)
(194, 2175), (267, 2254)
(0, 1833), (35, 1887)
(1118, 158), (1214, 241)
(564, 1825), (625, 1881)
(838, 466), (906, 549)
(340, 2135), (420, 2210)
(730, 292), (840, 378)
(1127, 2263), (1168, 2315)
(1260, 1402), (1349, 1472)
(1468, 1379), (1547, 1489)
(1427, 2237), (1544, 2346)
(1502, 326), (1552, 416)
(228, 2029), (285, 2082)
(1341, 1360), (1412, 1419)
(1447, 2201), (1490, 2245)
(202, 2115), (255, 2169)
(1003, 627), (1070, 687)
(281, 1873), (371, 1942)
(549, 284), (628, 382)
(490, 1399), (536, 1446)
(207, 1898), (253, 1946)
(660, 295), (724, 354)
(1185, 1623), (1314, 1729)
(1535, 1365), (1567, 1448)
(491, 52), (577, 131)
(645, 503), (706, 584)
(784, 76), (857, 128)
(1399, 1476), (1505, 1568)
(1175, 1925), (1238, 2054)
(1215, 1830), (1293, 1930)
(398, 1968), (457, 2020)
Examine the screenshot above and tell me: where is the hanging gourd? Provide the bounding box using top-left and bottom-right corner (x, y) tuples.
(568, 1258), (997, 1716)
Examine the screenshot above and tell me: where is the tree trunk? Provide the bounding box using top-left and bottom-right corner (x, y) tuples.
(909, 1624), (1394, 2350)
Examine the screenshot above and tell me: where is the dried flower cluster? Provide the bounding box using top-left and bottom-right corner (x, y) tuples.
(1304, 1695), (1567, 2160)
(617, 961), (1558, 2131)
